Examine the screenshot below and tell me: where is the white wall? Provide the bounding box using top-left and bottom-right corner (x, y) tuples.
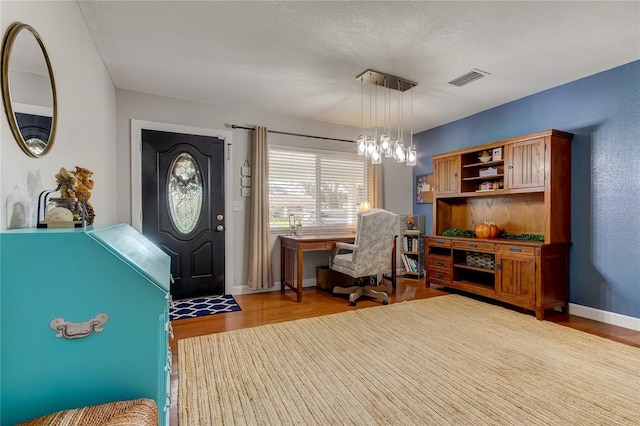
(1, 1), (116, 230)
(116, 90), (412, 293)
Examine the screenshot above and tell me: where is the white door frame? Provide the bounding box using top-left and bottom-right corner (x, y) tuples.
(130, 119), (234, 295)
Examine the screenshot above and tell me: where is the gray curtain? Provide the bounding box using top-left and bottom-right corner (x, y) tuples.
(247, 126), (274, 289)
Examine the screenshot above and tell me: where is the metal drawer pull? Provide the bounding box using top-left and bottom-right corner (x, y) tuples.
(435, 273), (444, 278)
(436, 261), (444, 266)
(50, 313), (109, 340)
(467, 243), (477, 248)
(509, 247), (522, 252)
(435, 240), (444, 244)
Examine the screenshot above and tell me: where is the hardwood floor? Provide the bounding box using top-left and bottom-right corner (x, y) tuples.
(168, 278), (640, 426)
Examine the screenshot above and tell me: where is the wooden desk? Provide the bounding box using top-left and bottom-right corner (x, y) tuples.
(279, 234), (397, 302)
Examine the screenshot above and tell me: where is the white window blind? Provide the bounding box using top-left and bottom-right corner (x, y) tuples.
(269, 146), (369, 231)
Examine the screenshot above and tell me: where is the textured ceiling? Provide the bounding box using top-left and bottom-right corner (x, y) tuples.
(78, 1), (640, 133)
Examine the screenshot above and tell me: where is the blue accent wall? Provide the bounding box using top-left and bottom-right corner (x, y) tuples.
(413, 60), (640, 318)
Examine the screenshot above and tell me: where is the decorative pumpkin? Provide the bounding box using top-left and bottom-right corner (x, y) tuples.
(475, 220), (500, 239)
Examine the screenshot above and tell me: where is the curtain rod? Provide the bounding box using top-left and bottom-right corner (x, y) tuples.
(230, 124), (355, 144)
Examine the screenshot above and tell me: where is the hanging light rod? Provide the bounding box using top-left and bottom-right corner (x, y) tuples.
(356, 69), (417, 92)
(229, 124), (355, 144)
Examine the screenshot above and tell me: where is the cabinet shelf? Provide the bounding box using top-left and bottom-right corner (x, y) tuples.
(463, 160), (504, 168)
(435, 188), (544, 199)
(450, 280), (496, 297)
(463, 174), (505, 182)
(454, 263), (495, 274)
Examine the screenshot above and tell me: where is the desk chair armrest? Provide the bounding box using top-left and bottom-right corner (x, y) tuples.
(335, 242), (357, 251)
(330, 242), (359, 268)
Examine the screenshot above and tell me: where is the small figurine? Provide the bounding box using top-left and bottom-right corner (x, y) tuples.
(55, 167), (77, 199)
(406, 215), (418, 230)
(73, 166), (96, 225)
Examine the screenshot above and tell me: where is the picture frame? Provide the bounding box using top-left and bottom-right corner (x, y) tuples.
(416, 173), (434, 204)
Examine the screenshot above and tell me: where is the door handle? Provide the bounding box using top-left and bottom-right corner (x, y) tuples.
(216, 225), (224, 232)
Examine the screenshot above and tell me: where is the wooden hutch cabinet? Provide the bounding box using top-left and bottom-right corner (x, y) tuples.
(506, 136), (546, 189)
(427, 129), (572, 319)
(433, 155), (460, 194)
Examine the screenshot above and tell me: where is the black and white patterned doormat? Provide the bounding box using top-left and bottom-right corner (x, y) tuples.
(170, 294), (241, 321)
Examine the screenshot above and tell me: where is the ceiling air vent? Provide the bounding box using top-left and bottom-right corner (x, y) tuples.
(448, 69), (489, 87)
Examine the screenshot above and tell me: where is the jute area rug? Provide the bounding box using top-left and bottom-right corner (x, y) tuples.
(178, 295), (640, 425)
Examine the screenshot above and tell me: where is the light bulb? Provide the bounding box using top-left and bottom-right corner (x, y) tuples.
(393, 139), (405, 162)
(406, 146), (417, 166)
(356, 135), (367, 156)
(366, 136), (376, 157)
(379, 134), (392, 157)
(371, 146), (382, 164)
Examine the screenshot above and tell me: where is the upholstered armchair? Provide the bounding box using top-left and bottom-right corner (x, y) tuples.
(330, 208), (398, 305)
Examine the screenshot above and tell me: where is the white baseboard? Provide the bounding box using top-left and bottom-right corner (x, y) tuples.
(569, 303), (640, 331)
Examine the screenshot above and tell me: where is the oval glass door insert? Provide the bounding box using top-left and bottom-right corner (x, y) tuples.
(168, 153), (203, 234)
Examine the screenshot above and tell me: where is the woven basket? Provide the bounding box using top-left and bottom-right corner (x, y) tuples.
(17, 398), (157, 426)
(466, 252), (495, 269)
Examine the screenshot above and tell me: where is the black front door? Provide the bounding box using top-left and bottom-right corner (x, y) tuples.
(141, 129), (225, 299)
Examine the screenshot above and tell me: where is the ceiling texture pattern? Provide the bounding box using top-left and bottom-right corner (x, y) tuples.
(78, 1), (640, 133)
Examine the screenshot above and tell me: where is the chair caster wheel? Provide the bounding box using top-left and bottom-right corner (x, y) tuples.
(383, 300), (389, 305)
(350, 301), (356, 306)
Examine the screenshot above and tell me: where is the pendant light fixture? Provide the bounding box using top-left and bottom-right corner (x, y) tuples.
(355, 69), (417, 166)
(379, 76), (392, 158)
(370, 81), (382, 164)
(406, 88), (417, 166)
(356, 76), (366, 156)
(393, 79), (405, 163)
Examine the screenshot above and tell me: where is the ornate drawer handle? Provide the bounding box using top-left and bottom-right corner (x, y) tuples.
(436, 261), (444, 266)
(467, 243), (477, 248)
(50, 313), (109, 340)
(435, 240), (444, 244)
(509, 247), (522, 252)
(435, 273), (444, 278)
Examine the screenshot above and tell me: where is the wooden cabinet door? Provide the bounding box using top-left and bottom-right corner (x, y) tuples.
(434, 155), (460, 194)
(495, 250), (536, 305)
(506, 137), (545, 189)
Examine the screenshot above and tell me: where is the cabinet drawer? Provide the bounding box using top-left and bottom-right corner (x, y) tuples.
(428, 257), (451, 269)
(427, 269), (451, 282)
(427, 238), (452, 248)
(452, 241), (495, 253)
(496, 245), (536, 256)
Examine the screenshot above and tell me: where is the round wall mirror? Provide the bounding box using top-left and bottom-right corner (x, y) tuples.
(1, 22), (57, 157)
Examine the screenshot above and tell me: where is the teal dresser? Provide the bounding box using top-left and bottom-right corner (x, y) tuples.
(0, 224), (171, 425)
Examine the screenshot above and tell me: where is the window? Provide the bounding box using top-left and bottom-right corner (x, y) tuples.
(269, 145), (369, 231)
